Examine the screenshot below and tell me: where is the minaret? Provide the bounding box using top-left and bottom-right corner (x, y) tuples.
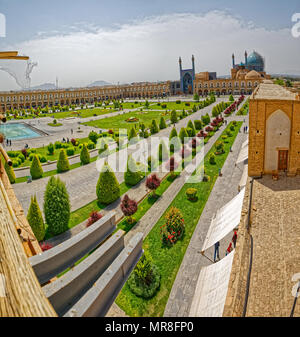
(192, 55), (195, 78)
(232, 53), (235, 68)
(245, 50), (248, 66)
(179, 56), (182, 72)
(56, 77), (58, 89)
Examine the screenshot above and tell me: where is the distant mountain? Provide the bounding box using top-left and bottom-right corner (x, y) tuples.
(87, 80), (112, 87)
(28, 83), (57, 91)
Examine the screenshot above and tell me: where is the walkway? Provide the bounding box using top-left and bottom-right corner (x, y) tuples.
(245, 176), (300, 317)
(164, 117), (248, 317)
(13, 98), (226, 215)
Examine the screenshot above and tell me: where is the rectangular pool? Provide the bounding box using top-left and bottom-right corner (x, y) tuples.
(0, 123), (42, 140)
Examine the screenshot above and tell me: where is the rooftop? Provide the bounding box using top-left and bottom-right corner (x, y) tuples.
(252, 81), (298, 101)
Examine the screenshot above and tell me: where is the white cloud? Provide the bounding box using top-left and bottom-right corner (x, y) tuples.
(0, 10), (299, 91)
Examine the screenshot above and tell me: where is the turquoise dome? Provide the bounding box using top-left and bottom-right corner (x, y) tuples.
(247, 51), (264, 72)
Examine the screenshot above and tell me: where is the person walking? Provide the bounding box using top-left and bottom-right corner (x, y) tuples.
(225, 242), (233, 256)
(232, 231), (238, 248)
(214, 241), (220, 262)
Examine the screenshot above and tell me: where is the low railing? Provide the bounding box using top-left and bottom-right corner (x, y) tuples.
(242, 177), (254, 317)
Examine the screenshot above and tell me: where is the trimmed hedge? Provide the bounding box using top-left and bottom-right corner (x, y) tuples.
(5, 161), (16, 184)
(44, 176), (70, 236)
(27, 195), (45, 242)
(30, 155), (43, 180)
(80, 143), (90, 165)
(124, 155), (145, 186)
(57, 149), (70, 173)
(96, 162), (120, 204)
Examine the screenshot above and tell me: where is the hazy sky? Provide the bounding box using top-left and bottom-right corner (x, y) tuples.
(0, 0), (299, 90)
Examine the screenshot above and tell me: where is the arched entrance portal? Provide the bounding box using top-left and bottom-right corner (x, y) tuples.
(265, 109), (291, 173)
(183, 73), (193, 94)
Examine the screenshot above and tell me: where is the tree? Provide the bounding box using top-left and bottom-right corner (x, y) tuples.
(30, 155), (43, 180)
(159, 116), (167, 129)
(44, 176), (70, 236)
(57, 149), (70, 173)
(124, 155), (144, 186)
(146, 174), (161, 197)
(179, 127), (188, 144)
(187, 120), (196, 135)
(129, 127), (138, 141)
(80, 143), (90, 165)
(120, 194), (138, 224)
(165, 156), (178, 177)
(169, 127), (181, 153)
(229, 94), (234, 102)
(150, 119), (159, 134)
(96, 162), (120, 204)
(5, 161), (16, 184)
(194, 120), (203, 130)
(89, 131), (99, 144)
(47, 143), (54, 155)
(133, 253), (155, 286)
(158, 140), (169, 161)
(170, 109), (177, 124)
(27, 195), (45, 242)
(193, 93), (200, 102)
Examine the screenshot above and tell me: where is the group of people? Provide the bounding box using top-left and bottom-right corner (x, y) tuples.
(62, 137), (70, 143)
(5, 138), (12, 146)
(243, 126), (248, 133)
(213, 230), (238, 262)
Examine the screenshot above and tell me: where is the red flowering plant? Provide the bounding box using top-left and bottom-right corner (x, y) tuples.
(146, 174), (161, 197)
(160, 207), (185, 246)
(197, 130), (208, 138)
(39, 242), (53, 252)
(86, 210), (103, 227)
(71, 138), (77, 146)
(120, 194), (138, 224)
(205, 126), (214, 132)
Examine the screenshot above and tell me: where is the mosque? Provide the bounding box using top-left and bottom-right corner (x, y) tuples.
(175, 51), (270, 96)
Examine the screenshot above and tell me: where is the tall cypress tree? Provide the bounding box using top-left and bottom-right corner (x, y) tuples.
(159, 116), (167, 130)
(57, 149), (70, 173)
(96, 162), (120, 204)
(44, 176), (70, 236)
(30, 155), (43, 179)
(5, 161), (16, 184)
(124, 155), (144, 186)
(27, 195), (45, 242)
(80, 143), (90, 165)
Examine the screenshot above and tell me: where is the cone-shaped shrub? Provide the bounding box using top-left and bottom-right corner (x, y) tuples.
(96, 162), (120, 204)
(27, 195), (45, 242)
(194, 120), (203, 130)
(30, 155), (43, 179)
(57, 149), (70, 173)
(5, 161), (16, 184)
(159, 116), (167, 129)
(150, 119), (159, 134)
(44, 176), (70, 236)
(179, 127), (188, 144)
(129, 127), (137, 141)
(80, 143), (90, 165)
(124, 155), (144, 186)
(158, 140), (169, 161)
(169, 128), (181, 153)
(170, 109), (177, 124)
(187, 120), (196, 134)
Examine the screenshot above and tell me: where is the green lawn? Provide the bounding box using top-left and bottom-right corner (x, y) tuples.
(115, 121), (242, 317)
(83, 110), (172, 132)
(49, 107), (117, 119)
(237, 99), (249, 116)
